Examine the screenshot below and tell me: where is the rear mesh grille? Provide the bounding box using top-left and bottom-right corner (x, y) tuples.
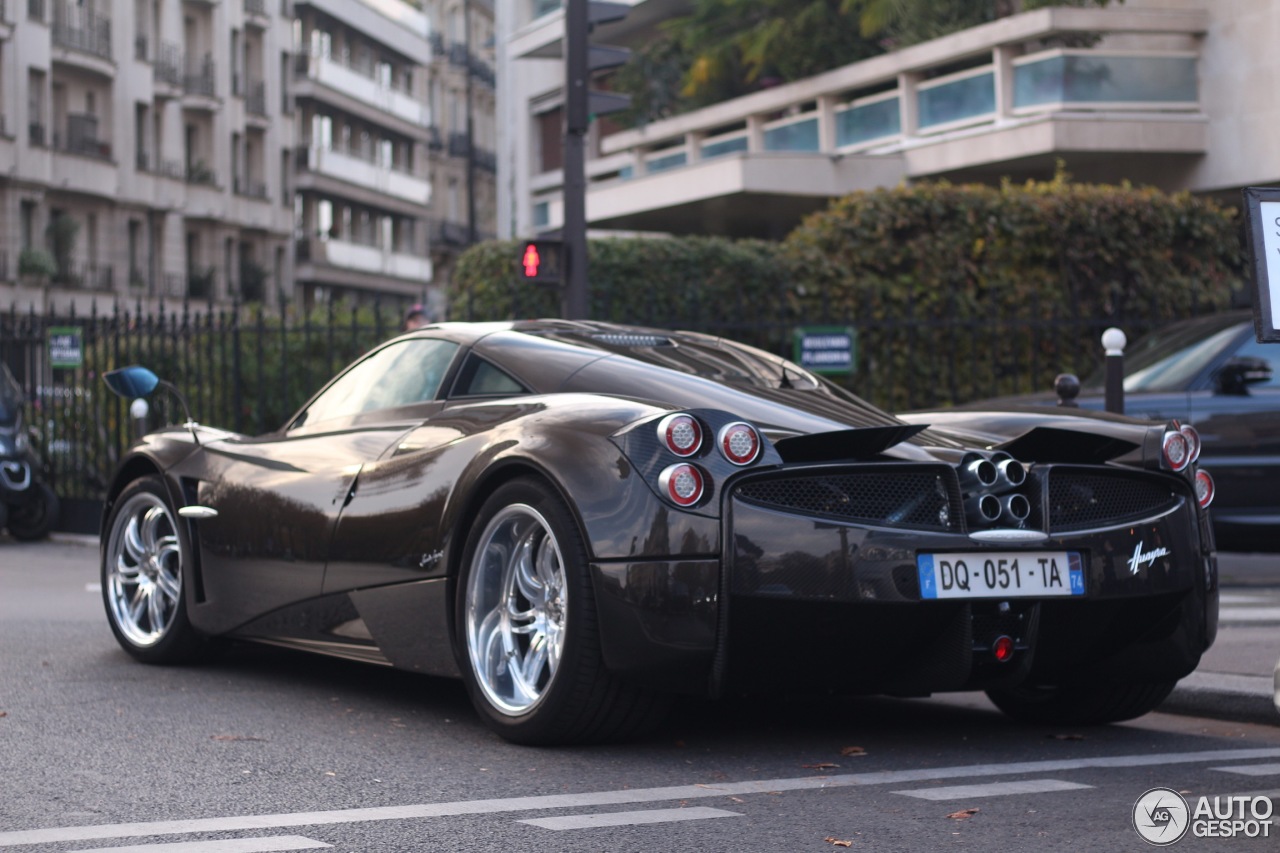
(1047, 469), (1181, 532)
(735, 468), (958, 532)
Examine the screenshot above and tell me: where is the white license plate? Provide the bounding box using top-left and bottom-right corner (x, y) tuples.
(917, 552), (1085, 600)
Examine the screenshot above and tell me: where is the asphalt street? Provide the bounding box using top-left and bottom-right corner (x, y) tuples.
(1, 534), (1278, 852)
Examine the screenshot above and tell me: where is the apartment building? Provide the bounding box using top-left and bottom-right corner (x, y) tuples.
(498, 0), (1280, 241)
(0, 0), (497, 316)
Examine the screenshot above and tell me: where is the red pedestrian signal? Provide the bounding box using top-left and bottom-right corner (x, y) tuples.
(519, 240), (562, 284)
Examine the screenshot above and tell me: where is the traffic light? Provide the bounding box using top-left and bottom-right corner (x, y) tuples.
(519, 240), (562, 284)
(567, 1), (632, 133)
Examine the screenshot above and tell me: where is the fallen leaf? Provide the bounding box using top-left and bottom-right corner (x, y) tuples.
(946, 808), (980, 821)
(1048, 733), (1085, 741)
(728, 796), (745, 804)
(803, 762), (840, 770)
(211, 735), (267, 742)
(324, 771), (336, 777)
(840, 746), (866, 757)
(824, 837), (853, 848)
(0, 711), (7, 718)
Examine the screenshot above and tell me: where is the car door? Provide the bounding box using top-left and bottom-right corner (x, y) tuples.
(172, 337), (460, 634)
(1187, 333), (1280, 525)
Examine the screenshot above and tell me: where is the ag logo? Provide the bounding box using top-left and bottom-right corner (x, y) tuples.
(1133, 787), (1190, 845)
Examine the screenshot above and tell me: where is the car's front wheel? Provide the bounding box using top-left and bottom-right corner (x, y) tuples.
(986, 679), (1177, 725)
(102, 476), (206, 663)
(456, 477), (668, 744)
(7, 482), (60, 541)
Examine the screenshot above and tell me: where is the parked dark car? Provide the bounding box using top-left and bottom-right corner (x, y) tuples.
(100, 321), (1217, 743)
(0, 363), (61, 540)
(918, 312), (1277, 551)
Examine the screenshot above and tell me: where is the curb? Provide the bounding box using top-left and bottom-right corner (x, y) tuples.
(1162, 672), (1279, 726)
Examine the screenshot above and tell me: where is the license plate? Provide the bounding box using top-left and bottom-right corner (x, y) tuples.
(917, 552), (1085, 600)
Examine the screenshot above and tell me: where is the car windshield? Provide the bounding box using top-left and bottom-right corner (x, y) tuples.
(1084, 316), (1245, 392)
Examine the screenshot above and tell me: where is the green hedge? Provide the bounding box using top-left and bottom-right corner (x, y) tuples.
(449, 175), (1244, 410)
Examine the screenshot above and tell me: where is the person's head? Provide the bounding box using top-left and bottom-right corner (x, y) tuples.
(403, 304), (429, 331)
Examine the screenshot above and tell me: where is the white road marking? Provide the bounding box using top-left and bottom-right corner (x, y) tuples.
(85, 583), (102, 593)
(1212, 763), (1280, 777)
(5, 747), (1280, 847)
(519, 807), (742, 830)
(70, 837), (330, 853)
(1218, 607), (1280, 622)
(893, 779), (1092, 800)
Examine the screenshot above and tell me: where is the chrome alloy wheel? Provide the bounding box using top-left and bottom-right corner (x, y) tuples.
(465, 504), (568, 716)
(105, 492), (183, 648)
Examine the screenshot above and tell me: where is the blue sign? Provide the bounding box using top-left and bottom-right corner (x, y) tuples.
(793, 326), (856, 375)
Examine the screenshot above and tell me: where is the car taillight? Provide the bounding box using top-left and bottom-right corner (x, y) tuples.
(717, 422), (760, 466)
(1195, 469), (1215, 508)
(657, 413), (702, 457)
(1179, 424), (1202, 464)
(659, 463), (705, 507)
(1162, 430), (1191, 472)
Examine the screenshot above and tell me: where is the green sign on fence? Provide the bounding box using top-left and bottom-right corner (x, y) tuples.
(793, 326), (856, 375)
(48, 326), (83, 369)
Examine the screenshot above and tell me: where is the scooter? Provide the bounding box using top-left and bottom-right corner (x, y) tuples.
(0, 363), (60, 540)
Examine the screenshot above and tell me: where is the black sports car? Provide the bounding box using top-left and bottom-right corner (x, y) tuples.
(100, 321), (1218, 744)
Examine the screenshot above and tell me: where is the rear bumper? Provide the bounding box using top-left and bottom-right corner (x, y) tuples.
(591, 485), (1216, 698)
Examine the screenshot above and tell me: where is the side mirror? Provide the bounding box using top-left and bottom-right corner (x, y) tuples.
(1214, 357), (1272, 395)
(104, 365), (160, 399)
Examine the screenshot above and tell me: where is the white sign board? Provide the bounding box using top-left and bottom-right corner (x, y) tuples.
(1244, 188), (1280, 343)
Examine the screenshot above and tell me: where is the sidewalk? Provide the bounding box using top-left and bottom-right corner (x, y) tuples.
(1160, 551), (1280, 725)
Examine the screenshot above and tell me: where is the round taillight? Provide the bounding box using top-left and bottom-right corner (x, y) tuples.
(657, 413), (702, 457)
(659, 463), (705, 507)
(992, 635), (1015, 663)
(1195, 469), (1215, 508)
(717, 422), (761, 466)
(1179, 424), (1202, 464)
(1162, 430), (1191, 472)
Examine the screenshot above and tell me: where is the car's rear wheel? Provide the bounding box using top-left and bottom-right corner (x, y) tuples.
(986, 680), (1177, 725)
(102, 476), (205, 663)
(456, 477), (668, 744)
(7, 482), (60, 541)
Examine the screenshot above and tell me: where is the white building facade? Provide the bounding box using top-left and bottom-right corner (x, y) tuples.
(497, 0), (1280, 241)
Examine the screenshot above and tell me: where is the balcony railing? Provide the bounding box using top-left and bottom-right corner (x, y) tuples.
(429, 31), (443, 56)
(244, 0), (266, 17)
(448, 42), (468, 68)
(299, 236), (431, 282)
(186, 162), (218, 186)
(52, 4), (112, 61)
(26, 0), (41, 22)
(28, 122), (46, 148)
(184, 56), (216, 97)
(297, 51), (429, 127)
(1012, 50), (1199, 110)
(54, 114), (112, 160)
(54, 262), (114, 291)
(233, 176), (269, 199)
(299, 144), (431, 204)
(246, 80), (267, 116)
(156, 42), (183, 87)
(135, 33), (148, 61)
(447, 131), (468, 158)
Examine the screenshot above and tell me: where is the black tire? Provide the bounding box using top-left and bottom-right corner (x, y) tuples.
(986, 680), (1178, 726)
(101, 476), (206, 663)
(455, 477), (669, 745)
(7, 482), (60, 541)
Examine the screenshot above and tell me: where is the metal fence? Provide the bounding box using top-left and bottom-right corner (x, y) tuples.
(1, 293), (1228, 534)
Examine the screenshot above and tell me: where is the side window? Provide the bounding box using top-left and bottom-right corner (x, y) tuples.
(1229, 336), (1280, 389)
(294, 338), (459, 428)
(451, 354), (527, 397)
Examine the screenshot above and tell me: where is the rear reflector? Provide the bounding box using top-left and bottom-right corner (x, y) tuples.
(1195, 469), (1215, 508)
(1162, 430), (1191, 472)
(657, 413), (702, 457)
(992, 635), (1015, 663)
(659, 463), (706, 507)
(717, 422), (761, 466)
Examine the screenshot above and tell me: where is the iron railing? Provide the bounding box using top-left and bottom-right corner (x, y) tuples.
(52, 4), (112, 60)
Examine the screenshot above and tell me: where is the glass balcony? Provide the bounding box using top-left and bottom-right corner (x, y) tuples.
(764, 116), (819, 152)
(1014, 52), (1198, 110)
(645, 150), (686, 175)
(701, 134), (748, 160)
(917, 69), (995, 130)
(836, 94), (900, 147)
(305, 144), (431, 204)
(357, 0), (429, 38)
